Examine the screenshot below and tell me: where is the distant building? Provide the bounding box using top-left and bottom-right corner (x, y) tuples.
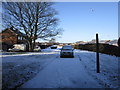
(106, 40), (118, 46)
(75, 41), (86, 45)
(83, 39), (118, 46)
(99, 40), (118, 46)
(99, 40), (110, 44)
(86, 39), (96, 44)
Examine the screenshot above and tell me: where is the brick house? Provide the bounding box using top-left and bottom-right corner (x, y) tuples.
(0, 27), (27, 51)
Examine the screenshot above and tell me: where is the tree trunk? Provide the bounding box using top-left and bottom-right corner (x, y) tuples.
(33, 39), (36, 50)
(28, 40), (33, 52)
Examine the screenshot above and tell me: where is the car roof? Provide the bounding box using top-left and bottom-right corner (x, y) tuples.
(63, 45), (72, 47)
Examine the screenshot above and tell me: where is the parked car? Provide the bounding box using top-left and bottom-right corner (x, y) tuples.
(8, 44), (26, 52)
(51, 45), (57, 49)
(34, 46), (41, 52)
(60, 45), (74, 58)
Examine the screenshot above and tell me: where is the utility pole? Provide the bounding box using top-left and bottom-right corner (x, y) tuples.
(96, 33), (100, 73)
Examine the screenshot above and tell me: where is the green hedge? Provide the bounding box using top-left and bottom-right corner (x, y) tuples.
(73, 44), (120, 57)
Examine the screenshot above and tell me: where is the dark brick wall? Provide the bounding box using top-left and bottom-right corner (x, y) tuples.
(0, 29), (17, 45)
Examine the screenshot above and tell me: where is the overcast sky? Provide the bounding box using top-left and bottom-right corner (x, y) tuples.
(52, 2), (118, 43)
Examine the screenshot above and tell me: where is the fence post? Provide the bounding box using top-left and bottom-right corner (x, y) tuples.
(96, 33), (100, 73)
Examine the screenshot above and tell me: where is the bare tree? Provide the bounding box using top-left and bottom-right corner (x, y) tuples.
(2, 2), (63, 51)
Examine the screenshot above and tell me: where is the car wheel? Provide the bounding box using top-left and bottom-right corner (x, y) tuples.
(60, 55), (63, 58)
(71, 56), (74, 58)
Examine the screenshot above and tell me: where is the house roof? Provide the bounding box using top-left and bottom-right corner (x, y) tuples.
(2, 27), (26, 37)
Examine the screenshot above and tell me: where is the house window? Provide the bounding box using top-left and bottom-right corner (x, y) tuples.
(18, 36), (22, 40)
(18, 36), (25, 40)
(2, 36), (5, 39)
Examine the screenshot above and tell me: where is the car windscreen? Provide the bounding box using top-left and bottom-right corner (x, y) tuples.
(62, 46), (72, 50)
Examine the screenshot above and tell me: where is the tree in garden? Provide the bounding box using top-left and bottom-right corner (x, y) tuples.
(2, 2), (63, 51)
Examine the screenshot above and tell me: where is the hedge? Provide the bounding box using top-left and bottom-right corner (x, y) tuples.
(73, 43), (120, 57)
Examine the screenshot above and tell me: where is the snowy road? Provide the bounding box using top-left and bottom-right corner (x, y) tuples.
(2, 47), (119, 88)
(19, 48), (118, 88)
(20, 52), (101, 88)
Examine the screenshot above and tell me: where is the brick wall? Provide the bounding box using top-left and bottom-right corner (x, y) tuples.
(0, 29), (18, 45)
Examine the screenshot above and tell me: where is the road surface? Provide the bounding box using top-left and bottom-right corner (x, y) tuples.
(20, 49), (102, 88)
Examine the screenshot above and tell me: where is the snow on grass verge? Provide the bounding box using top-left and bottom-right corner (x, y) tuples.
(76, 49), (119, 88)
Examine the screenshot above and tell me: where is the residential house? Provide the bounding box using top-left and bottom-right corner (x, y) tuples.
(0, 27), (27, 51)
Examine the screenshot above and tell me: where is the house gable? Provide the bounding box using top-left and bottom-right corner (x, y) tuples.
(0, 28), (18, 45)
